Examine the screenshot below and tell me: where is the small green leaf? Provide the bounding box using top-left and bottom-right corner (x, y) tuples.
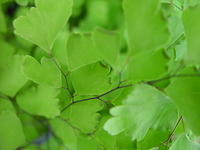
(123, 0), (169, 54)
(67, 33), (101, 71)
(104, 84), (177, 140)
(17, 85), (60, 118)
(70, 62), (112, 95)
(50, 118), (77, 149)
(14, 0), (73, 52)
(0, 111), (25, 150)
(62, 100), (103, 133)
(23, 55), (62, 88)
(183, 5), (200, 64)
(128, 49), (169, 82)
(93, 28), (121, 69)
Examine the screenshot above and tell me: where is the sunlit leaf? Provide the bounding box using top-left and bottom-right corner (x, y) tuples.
(104, 84), (177, 140)
(14, 0), (73, 52)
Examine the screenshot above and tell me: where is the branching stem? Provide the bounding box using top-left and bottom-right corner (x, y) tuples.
(61, 84), (133, 112)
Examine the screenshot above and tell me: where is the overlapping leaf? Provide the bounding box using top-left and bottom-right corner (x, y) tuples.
(51, 118), (100, 150)
(62, 99), (103, 133)
(67, 32), (101, 71)
(123, 0), (169, 54)
(70, 62), (112, 95)
(104, 84), (177, 140)
(1, 0), (199, 148)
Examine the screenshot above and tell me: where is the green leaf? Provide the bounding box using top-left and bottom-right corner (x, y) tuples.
(0, 98), (25, 150)
(67, 33), (101, 71)
(22, 55), (62, 88)
(123, 0), (169, 54)
(128, 50), (169, 82)
(50, 118), (77, 150)
(0, 41), (27, 97)
(51, 118), (100, 150)
(0, 98), (15, 113)
(13, 0), (73, 52)
(0, 111), (25, 150)
(93, 28), (121, 69)
(70, 62), (112, 95)
(169, 134), (200, 150)
(166, 67), (200, 135)
(17, 85), (60, 118)
(183, 5), (200, 64)
(62, 100), (103, 133)
(76, 135), (99, 150)
(104, 84), (177, 140)
(115, 132), (137, 150)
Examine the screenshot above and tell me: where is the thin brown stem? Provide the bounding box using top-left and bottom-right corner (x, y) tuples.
(52, 58), (73, 97)
(158, 116), (183, 149)
(58, 117), (83, 133)
(147, 73), (200, 85)
(62, 72), (200, 113)
(61, 84), (133, 113)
